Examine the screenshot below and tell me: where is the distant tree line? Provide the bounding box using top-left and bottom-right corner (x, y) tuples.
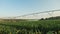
(40, 16), (60, 20)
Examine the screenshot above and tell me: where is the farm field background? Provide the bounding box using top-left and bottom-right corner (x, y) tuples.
(0, 19), (60, 34)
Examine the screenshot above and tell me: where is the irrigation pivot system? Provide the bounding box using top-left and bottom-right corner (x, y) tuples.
(10, 9), (60, 19)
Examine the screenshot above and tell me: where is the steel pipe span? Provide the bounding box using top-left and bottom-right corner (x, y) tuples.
(1, 9), (60, 19)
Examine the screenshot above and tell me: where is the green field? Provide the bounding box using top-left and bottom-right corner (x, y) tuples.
(0, 20), (60, 34)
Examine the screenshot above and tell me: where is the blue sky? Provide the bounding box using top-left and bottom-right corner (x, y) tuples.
(0, 0), (60, 17)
